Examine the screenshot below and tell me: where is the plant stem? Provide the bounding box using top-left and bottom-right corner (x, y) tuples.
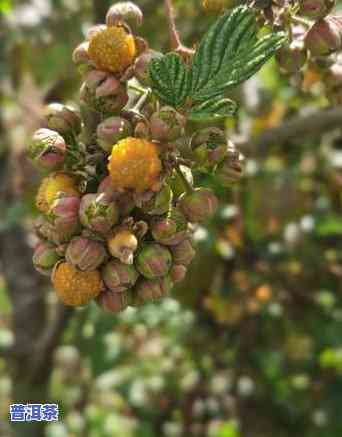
(164, 0), (195, 57)
(292, 15), (312, 28)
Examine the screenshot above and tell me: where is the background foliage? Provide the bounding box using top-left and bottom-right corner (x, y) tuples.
(1, 1), (342, 436)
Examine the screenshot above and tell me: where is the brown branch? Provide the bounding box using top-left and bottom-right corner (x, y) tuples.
(164, 0), (195, 57)
(240, 106), (342, 152)
(30, 304), (74, 383)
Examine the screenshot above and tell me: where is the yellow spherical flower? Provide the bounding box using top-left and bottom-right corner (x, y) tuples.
(36, 172), (80, 213)
(52, 262), (102, 306)
(108, 137), (162, 193)
(88, 26), (136, 74)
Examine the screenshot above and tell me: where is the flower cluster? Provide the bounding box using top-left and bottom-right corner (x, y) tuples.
(29, 2), (244, 312)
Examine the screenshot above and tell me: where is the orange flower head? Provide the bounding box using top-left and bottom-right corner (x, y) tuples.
(52, 262), (102, 306)
(108, 137), (162, 193)
(36, 172), (80, 213)
(88, 26), (136, 73)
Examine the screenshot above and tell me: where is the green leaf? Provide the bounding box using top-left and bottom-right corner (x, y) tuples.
(191, 6), (286, 102)
(149, 53), (191, 107)
(188, 95), (237, 123)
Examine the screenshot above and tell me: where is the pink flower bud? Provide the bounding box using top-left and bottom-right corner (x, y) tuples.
(84, 70), (108, 90)
(95, 76), (121, 98)
(33, 241), (61, 276)
(191, 128), (229, 168)
(28, 128), (66, 171)
(178, 188), (218, 223)
(150, 106), (186, 142)
(102, 259), (139, 291)
(35, 216), (71, 245)
(170, 264), (187, 283)
(45, 103), (81, 135)
(97, 116), (132, 153)
(276, 41), (308, 73)
(151, 208), (188, 246)
(48, 195), (81, 240)
(106, 2), (143, 27)
(81, 71), (129, 114)
(136, 244), (172, 279)
(305, 16), (342, 56)
(134, 49), (163, 86)
(171, 239), (196, 266)
(66, 237), (107, 271)
(79, 193), (119, 235)
(300, 0), (335, 19)
(72, 41), (90, 65)
(96, 288), (131, 313)
(134, 276), (173, 304)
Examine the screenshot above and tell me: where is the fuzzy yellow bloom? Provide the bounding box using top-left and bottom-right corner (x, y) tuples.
(108, 137), (162, 192)
(36, 172), (80, 213)
(88, 26), (136, 74)
(52, 262), (102, 306)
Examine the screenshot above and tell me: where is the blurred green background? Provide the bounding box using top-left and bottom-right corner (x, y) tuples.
(2, 0), (342, 436)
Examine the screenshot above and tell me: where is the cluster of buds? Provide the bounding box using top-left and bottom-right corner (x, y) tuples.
(28, 2), (244, 313)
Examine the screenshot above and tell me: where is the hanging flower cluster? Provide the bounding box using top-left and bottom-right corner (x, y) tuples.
(28, 1), (285, 312)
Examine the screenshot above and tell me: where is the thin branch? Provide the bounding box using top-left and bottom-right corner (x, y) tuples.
(239, 106), (342, 152)
(30, 303), (74, 382)
(164, 0), (195, 57)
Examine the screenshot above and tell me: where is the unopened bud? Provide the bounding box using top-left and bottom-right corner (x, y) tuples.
(106, 2), (143, 27)
(81, 72), (129, 114)
(107, 230), (138, 264)
(134, 276), (173, 304)
(97, 116), (132, 153)
(102, 259), (139, 291)
(305, 16), (342, 56)
(150, 107), (186, 142)
(79, 193), (119, 235)
(35, 216), (71, 245)
(136, 244), (172, 279)
(134, 49), (163, 86)
(179, 188), (218, 223)
(96, 288), (131, 313)
(191, 128), (228, 168)
(33, 241), (61, 276)
(45, 103), (81, 136)
(170, 264), (187, 283)
(28, 128), (66, 171)
(48, 195), (81, 240)
(171, 239), (196, 266)
(66, 237), (106, 271)
(300, 0), (335, 20)
(151, 208), (188, 246)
